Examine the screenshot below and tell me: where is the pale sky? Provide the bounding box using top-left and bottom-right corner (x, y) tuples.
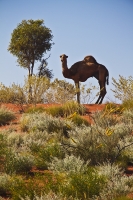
(0, 0), (133, 102)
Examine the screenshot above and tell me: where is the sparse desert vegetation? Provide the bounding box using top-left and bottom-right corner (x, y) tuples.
(0, 83), (133, 199)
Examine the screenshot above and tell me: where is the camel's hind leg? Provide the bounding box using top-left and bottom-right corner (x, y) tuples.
(95, 81), (107, 104)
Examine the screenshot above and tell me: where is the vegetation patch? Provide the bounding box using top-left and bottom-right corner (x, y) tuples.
(0, 106), (16, 125)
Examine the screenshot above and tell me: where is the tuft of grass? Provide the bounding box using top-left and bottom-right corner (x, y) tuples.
(121, 99), (133, 110)
(25, 106), (46, 114)
(45, 106), (64, 117)
(70, 114), (90, 126)
(0, 106), (16, 125)
(45, 101), (86, 117)
(103, 102), (124, 114)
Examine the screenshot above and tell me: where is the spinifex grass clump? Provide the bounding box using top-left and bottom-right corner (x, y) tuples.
(25, 106), (46, 114)
(0, 106), (16, 125)
(45, 101), (86, 117)
(67, 113), (90, 126)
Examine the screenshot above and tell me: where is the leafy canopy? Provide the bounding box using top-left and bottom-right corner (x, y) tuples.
(8, 19), (54, 76)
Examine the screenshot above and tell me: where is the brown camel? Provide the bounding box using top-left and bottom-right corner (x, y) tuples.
(60, 54), (109, 104)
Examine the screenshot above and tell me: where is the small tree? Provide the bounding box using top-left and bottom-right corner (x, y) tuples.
(8, 19), (54, 77)
(112, 75), (133, 102)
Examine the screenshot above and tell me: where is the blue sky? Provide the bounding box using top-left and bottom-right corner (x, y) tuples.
(0, 0), (133, 102)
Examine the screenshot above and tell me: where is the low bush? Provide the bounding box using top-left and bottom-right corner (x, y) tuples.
(0, 106), (16, 125)
(48, 155), (89, 173)
(25, 106), (46, 114)
(5, 150), (34, 174)
(61, 167), (105, 199)
(70, 114), (90, 126)
(45, 101), (86, 117)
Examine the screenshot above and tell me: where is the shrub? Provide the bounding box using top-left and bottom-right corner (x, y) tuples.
(0, 174), (11, 196)
(70, 114), (90, 126)
(0, 82), (26, 104)
(5, 150), (35, 174)
(20, 112), (74, 138)
(34, 143), (64, 170)
(61, 167), (105, 199)
(95, 163), (133, 200)
(0, 106), (16, 125)
(45, 79), (76, 103)
(45, 101), (86, 117)
(49, 155), (90, 173)
(112, 75), (133, 103)
(61, 115), (133, 165)
(25, 106), (46, 114)
(20, 192), (79, 200)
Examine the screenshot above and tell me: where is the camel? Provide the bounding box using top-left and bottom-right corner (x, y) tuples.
(60, 54), (109, 104)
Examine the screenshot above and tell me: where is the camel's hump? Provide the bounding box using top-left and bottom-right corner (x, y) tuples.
(84, 55), (97, 63)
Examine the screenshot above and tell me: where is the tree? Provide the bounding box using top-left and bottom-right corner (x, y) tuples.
(38, 56), (53, 79)
(8, 19), (54, 76)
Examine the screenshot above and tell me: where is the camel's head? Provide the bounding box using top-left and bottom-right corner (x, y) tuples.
(60, 54), (68, 63)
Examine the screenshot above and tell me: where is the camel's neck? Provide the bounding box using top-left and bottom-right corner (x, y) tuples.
(62, 61), (71, 78)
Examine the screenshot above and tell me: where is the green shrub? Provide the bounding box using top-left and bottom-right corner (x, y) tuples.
(70, 114), (90, 126)
(45, 106), (64, 117)
(112, 75), (133, 102)
(25, 106), (46, 114)
(45, 101), (86, 117)
(96, 163), (133, 200)
(20, 112), (74, 138)
(0, 106), (16, 125)
(5, 150), (34, 174)
(61, 167), (105, 199)
(34, 143), (64, 170)
(121, 99), (133, 110)
(48, 155), (89, 173)
(0, 82), (26, 104)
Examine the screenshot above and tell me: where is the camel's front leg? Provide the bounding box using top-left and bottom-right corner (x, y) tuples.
(75, 82), (80, 104)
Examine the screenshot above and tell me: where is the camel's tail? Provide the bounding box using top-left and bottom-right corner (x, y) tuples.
(106, 71), (109, 85)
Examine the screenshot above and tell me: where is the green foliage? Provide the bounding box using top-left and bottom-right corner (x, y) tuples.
(96, 163), (133, 200)
(0, 106), (16, 125)
(20, 112), (68, 133)
(48, 155), (89, 173)
(24, 75), (50, 104)
(80, 83), (99, 104)
(25, 106), (46, 114)
(45, 101), (86, 117)
(0, 76), (50, 106)
(61, 168), (105, 199)
(4, 150), (34, 174)
(38, 58), (54, 79)
(34, 143), (64, 170)
(45, 79), (76, 103)
(0, 82), (26, 104)
(8, 19), (54, 76)
(112, 75), (133, 102)
(121, 99), (133, 110)
(1, 97), (133, 199)
(70, 114), (90, 126)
